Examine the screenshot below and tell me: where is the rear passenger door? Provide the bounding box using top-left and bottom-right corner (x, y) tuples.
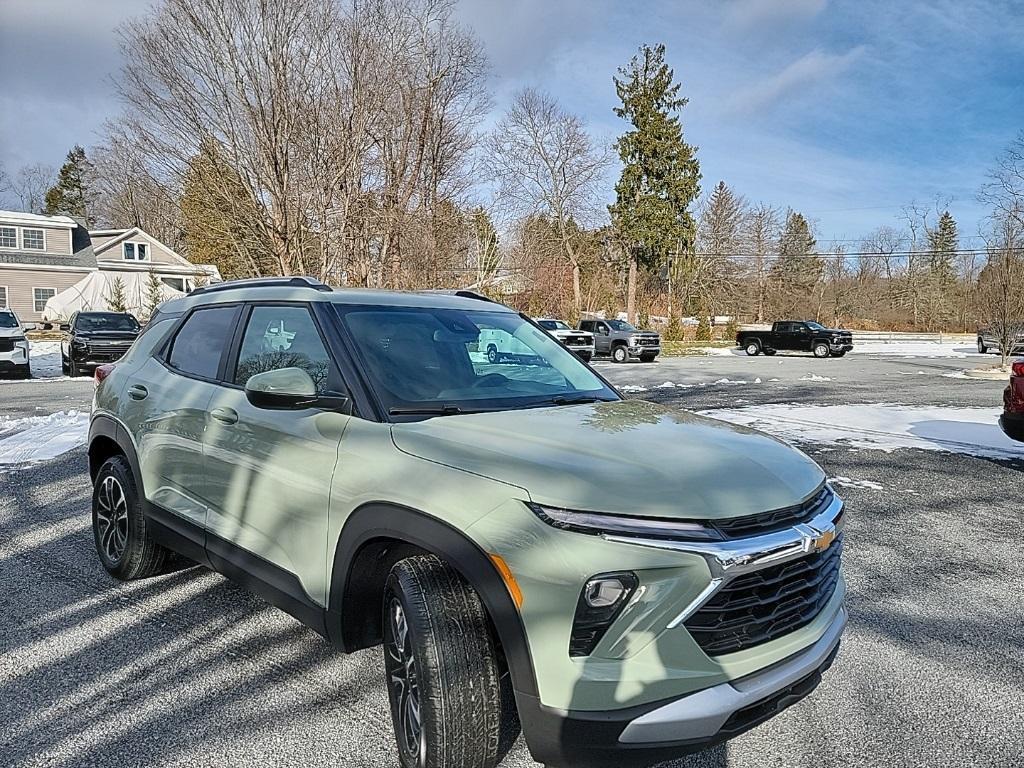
(124, 304), (240, 535)
(203, 303), (350, 607)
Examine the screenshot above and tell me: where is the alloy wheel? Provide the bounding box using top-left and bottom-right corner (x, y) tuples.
(386, 597), (424, 764)
(95, 475), (129, 563)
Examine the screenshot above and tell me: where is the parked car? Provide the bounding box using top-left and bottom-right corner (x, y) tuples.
(579, 318), (661, 362)
(737, 321), (854, 358)
(61, 311), (141, 377)
(1000, 360), (1024, 441)
(534, 317), (595, 361)
(89, 277), (845, 768)
(977, 326), (1024, 355)
(0, 307), (33, 378)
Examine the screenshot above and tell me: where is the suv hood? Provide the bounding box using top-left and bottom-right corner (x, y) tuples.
(391, 400), (824, 520)
(0, 326), (24, 339)
(550, 329), (593, 340)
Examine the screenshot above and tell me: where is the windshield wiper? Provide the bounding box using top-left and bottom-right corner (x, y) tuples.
(548, 395), (611, 406)
(389, 404), (478, 416)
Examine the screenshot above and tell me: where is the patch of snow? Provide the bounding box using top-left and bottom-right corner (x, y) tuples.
(656, 381), (678, 389)
(754, 378), (762, 384)
(799, 373), (832, 382)
(710, 378), (747, 385)
(618, 384), (648, 393)
(851, 341), (982, 359)
(829, 476), (884, 491)
(697, 403), (1024, 460)
(941, 370), (972, 380)
(0, 410), (89, 465)
(691, 346), (736, 356)
(769, 378), (780, 382)
(897, 370), (928, 376)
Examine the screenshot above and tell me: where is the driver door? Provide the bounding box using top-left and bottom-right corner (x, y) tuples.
(203, 303), (350, 606)
(594, 322), (611, 354)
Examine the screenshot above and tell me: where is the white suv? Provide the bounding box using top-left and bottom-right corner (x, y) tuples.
(0, 308), (32, 378)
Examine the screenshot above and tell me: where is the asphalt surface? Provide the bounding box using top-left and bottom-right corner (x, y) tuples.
(2, 348), (1023, 767)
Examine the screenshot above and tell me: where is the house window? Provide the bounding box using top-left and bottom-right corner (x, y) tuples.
(123, 242), (149, 261)
(33, 287), (56, 313)
(0, 227), (15, 249)
(0, 286), (7, 307)
(23, 228), (45, 250)
(160, 277), (185, 292)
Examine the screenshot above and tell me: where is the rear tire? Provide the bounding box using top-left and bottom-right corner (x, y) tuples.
(763, 348), (777, 356)
(813, 343), (831, 358)
(745, 341), (761, 356)
(486, 344), (498, 364)
(612, 345), (629, 363)
(383, 555), (504, 768)
(92, 455), (168, 580)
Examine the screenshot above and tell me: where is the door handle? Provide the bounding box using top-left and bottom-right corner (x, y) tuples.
(210, 407), (238, 425)
(128, 384), (148, 400)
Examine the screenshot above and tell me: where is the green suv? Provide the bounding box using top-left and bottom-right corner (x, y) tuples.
(88, 277), (846, 768)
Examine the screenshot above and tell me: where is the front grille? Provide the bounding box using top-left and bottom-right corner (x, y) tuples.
(85, 342), (132, 361)
(565, 336), (589, 345)
(684, 533), (843, 656)
(711, 486), (834, 540)
(636, 337), (658, 346)
(0, 339), (13, 353)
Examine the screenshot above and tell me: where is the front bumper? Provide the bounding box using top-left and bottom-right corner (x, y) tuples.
(0, 345), (30, 369)
(628, 345), (660, 357)
(69, 345), (132, 366)
(567, 344), (596, 358)
(830, 343), (854, 353)
(519, 607), (844, 767)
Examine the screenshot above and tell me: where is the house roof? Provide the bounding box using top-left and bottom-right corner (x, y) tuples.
(0, 209), (78, 228)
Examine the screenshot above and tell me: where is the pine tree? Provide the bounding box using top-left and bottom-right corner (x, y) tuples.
(695, 313), (712, 341)
(107, 276), (129, 313)
(44, 145), (94, 223)
(689, 180), (746, 315)
(769, 211), (822, 318)
(928, 210), (958, 284)
(143, 271), (164, 319)
(609, 44), (701, 323)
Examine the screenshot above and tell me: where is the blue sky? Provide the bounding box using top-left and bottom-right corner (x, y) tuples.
(2, 0), (1022, 242)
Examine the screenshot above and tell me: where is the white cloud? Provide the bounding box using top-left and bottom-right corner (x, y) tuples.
(720, 46), (866, 116)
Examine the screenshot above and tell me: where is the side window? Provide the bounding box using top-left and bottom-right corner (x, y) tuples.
(167, 305), (238, 379)
(580, 321), (593, 332)
(234, 305), (332, 393)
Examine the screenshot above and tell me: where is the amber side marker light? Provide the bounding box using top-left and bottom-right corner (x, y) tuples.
(488, 553), (524, 609)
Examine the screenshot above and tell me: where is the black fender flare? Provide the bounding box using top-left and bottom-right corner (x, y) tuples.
(88, 414), (143, 487)
(328, 502), (539, 701)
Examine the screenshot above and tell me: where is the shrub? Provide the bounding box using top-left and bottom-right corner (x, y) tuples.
(696, 314), (712, 342)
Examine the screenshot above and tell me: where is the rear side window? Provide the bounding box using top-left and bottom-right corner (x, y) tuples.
(167, 305), (238, 379)
(234, 305), (332, 393)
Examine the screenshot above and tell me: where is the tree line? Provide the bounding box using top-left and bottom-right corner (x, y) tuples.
(1, 0), (1023, 336)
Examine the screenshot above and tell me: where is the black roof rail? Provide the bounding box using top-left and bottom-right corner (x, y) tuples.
(189, 276), (332, 296)
(419, 289), (498, 304)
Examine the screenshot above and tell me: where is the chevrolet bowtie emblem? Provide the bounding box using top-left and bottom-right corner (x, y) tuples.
(811, 528), (836, 552)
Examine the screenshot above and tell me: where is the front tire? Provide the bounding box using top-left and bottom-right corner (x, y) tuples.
(61, 354), (70, 375)
(763, 348), (777, 356)
(18, 363), (31, 379)
(813, 343), (831, 358)
(612, 345), (629, 363)
(383, 555), (504, 768)
(978, 338), (988, 354)
(92, 455), (168, 579)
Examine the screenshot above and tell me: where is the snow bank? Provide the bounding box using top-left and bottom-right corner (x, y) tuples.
(698, 403), (1024, 459)
(0, 410), (89, 465)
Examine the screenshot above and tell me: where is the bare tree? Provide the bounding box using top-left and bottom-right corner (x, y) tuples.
(1, 163), (56, 213)
(980, 131), (1024, 231)
(483, 88), (611, 317)
(744, 204), (779, 323)
(977, 209), (1024, 369)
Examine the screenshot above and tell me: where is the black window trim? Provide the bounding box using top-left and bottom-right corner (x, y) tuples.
(157, 302), (243, 386)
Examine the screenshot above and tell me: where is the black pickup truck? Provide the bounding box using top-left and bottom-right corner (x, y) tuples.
(737, 321), (853, 358)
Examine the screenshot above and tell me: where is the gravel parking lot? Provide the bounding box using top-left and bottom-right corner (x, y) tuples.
(2, 343), (1023, 768)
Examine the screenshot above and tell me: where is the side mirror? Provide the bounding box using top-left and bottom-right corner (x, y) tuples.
(244, 367), (349, 412)
(59, 323), (70, 331)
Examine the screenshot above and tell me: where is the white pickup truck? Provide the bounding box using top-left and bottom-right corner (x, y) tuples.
(533, 318), (595, 362)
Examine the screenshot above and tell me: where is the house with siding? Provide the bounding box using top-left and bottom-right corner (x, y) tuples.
(0, 210), (217, 322)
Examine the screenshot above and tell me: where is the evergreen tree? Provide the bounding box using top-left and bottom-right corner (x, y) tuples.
(609, 44), (701, 323)
(107, 276), (129, 313)
(769, 211), (822, 317)
(695, 313), (712, 341)
(927, 210), (958, 284)
(143, 271), (164, 319)
(44, 145), (94, 223)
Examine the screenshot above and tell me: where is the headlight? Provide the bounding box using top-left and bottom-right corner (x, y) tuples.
(14, 337), (29, 349)
(528, 502), (722, 541)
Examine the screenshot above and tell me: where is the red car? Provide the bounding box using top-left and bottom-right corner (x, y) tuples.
(1000, 361), (1024, 441)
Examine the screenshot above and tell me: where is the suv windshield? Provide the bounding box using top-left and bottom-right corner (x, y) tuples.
(538, 319), (571, 331)
(76, 313), (139, 332)
(340, 306), (617, 415)
(607, 319), (636, 332)
(0, 312), (18, 329)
